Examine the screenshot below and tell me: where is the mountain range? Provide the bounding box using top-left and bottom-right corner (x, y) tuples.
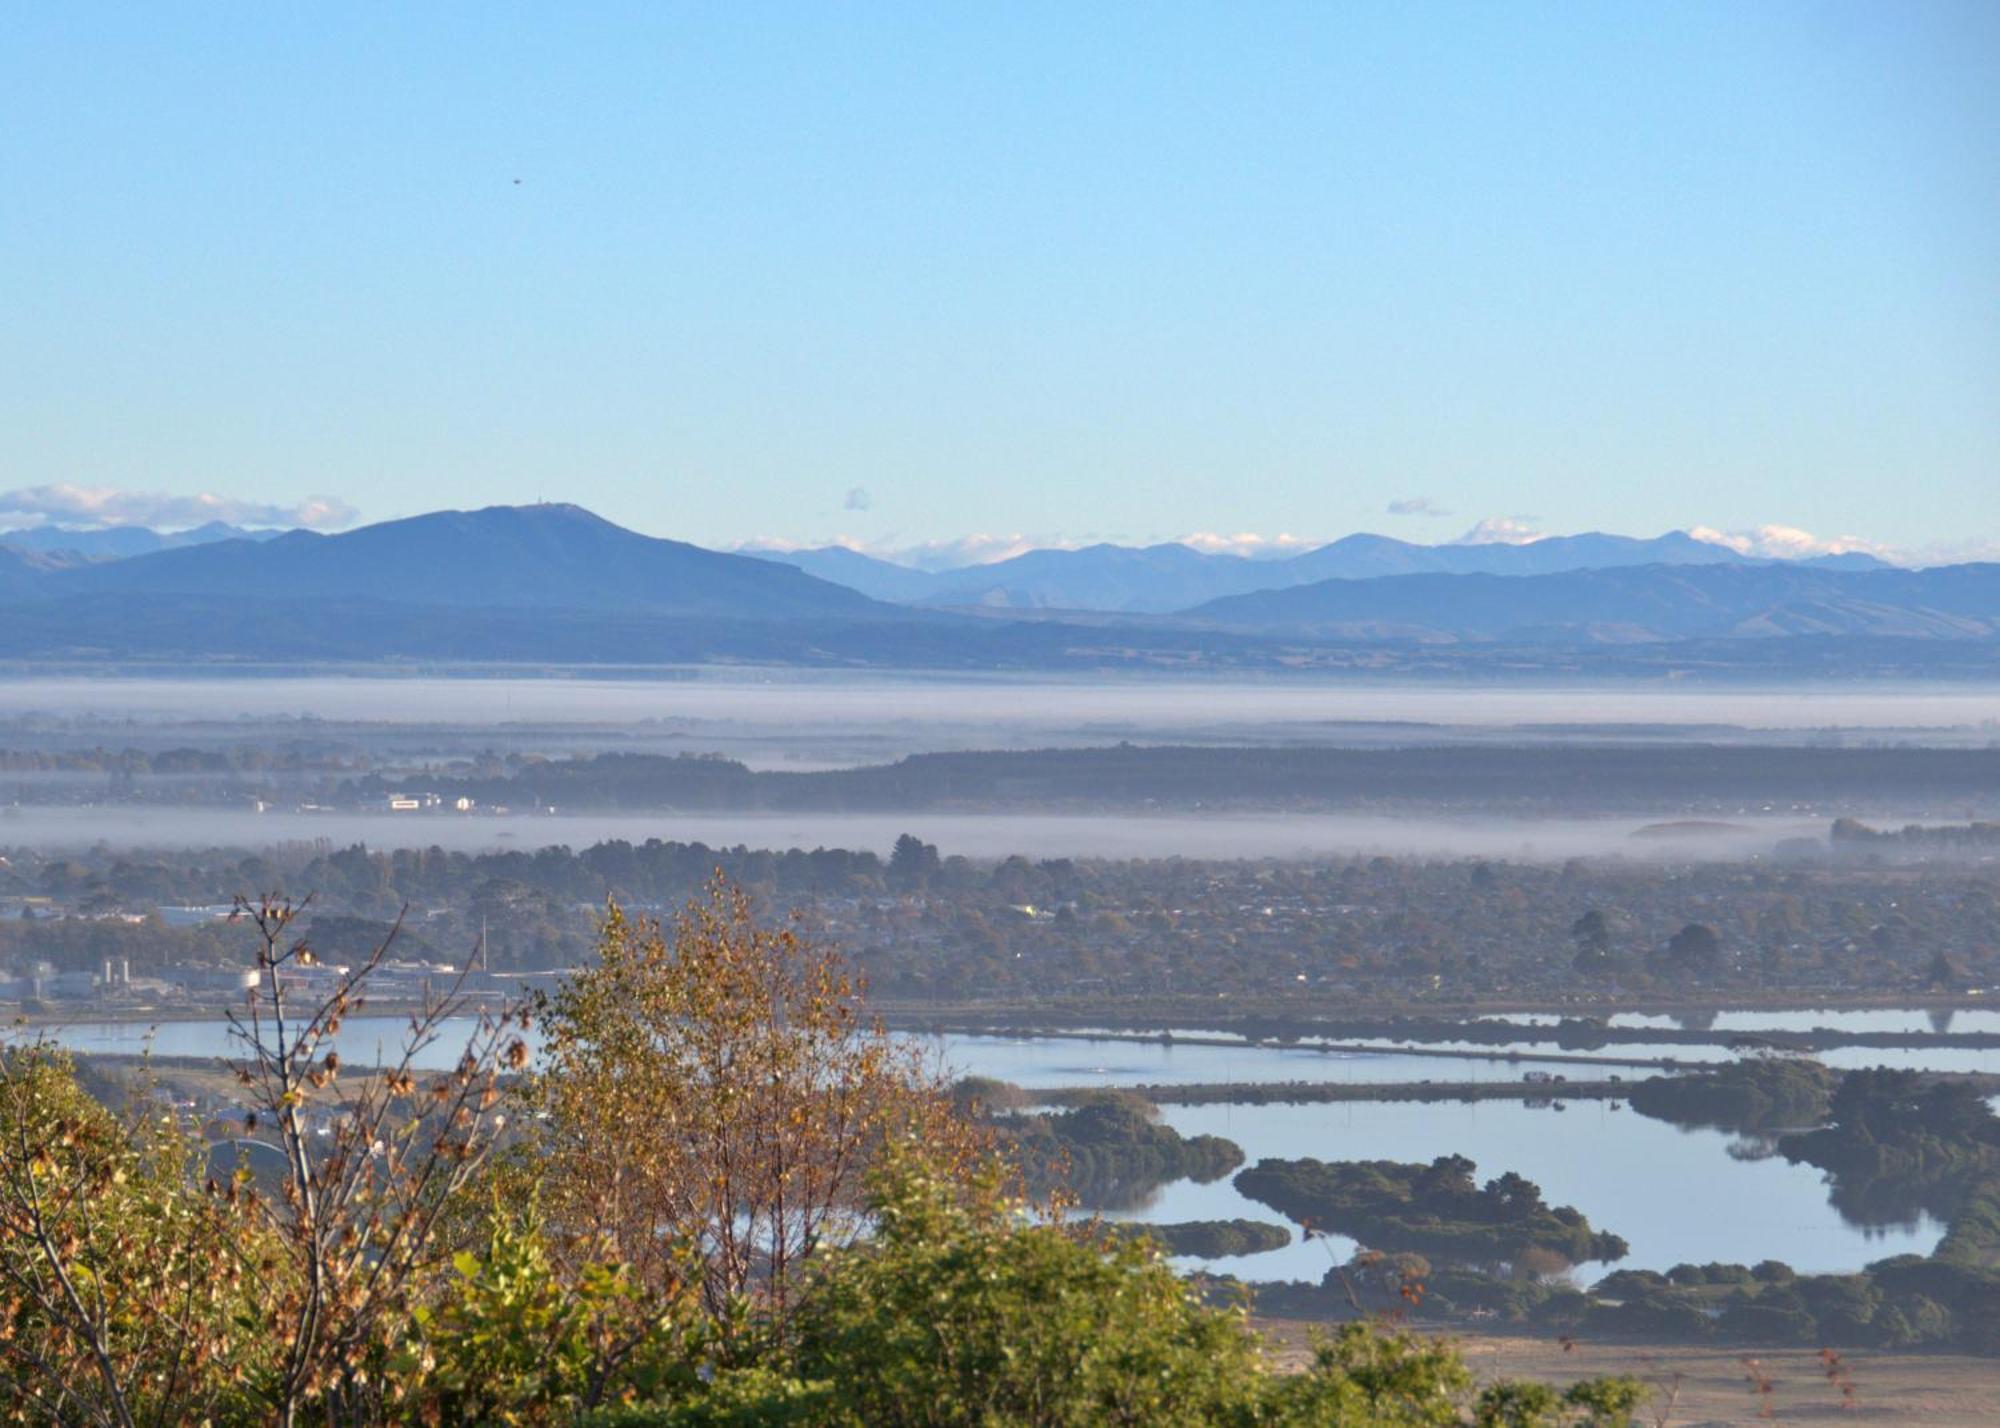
(1188, 562), (2000, 642)
(0, 521), (279, 562)
(0, 503), (1991, 669)
(755, 529), (1887, 613)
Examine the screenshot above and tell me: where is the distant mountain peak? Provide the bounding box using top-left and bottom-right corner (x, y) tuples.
(0, 521), (285, 562)
(41, 502), (888, 619)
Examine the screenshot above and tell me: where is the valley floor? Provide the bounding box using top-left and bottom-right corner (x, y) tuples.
(1257, 1321), (2000, 1426)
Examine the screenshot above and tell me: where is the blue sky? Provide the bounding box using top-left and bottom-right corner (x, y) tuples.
(2, 2), (1995, 561)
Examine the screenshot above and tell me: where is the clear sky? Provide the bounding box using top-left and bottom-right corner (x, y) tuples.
(2, 2), (1995, 560)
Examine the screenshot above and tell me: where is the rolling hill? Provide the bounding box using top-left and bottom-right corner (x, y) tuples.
(43, 503), (888, 619)
(1188, 561), (2000, 642)
(0, 545), (50, 599)
(0, 521), (281, 561)
(747, 544), (942, 603)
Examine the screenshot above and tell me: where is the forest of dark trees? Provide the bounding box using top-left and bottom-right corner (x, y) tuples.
(7, 742), (2000, 816)
(338, 744), (2000, 815)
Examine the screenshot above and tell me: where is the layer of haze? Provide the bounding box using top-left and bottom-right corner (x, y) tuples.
(3, 4), (1996, 551)
(0, 806), (1833, 863)
(3, 675), (1997, 745)
(3, 675), (1989, 856)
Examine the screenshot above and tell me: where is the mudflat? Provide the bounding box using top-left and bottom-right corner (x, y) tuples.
(1257, 1321), (2000, 1426)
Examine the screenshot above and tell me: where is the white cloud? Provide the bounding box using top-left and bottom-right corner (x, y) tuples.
(1178, 531), (1318, 560)
(740, 519), (1996, 571)
(1901, 537), (2000, 567)
(1686, 524), (1901, 562)
(736, 531), (1328, 568)
(1452, 515), (1546, 546)
(0, 484), (357, 532)
(891, 534), (1054, 569)
(729, 533), (1057, 570)
(1386, 497), (1452, 518)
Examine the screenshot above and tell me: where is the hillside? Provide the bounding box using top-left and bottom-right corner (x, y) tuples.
(0, 521), (279, 561)
(759, 530), (1884, 614)
(750, 544), (941, 602)
(45, 503), (887, 619)
(1189, 562), (2000, 641)
(0, 545), (51, 599)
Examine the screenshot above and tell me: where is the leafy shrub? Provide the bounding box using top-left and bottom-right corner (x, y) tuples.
(1586, 1291), (1713, 1340)
(1006, 1095), (1244, 1209)
(1628, 1060), (1836, 1133)
(1120, 1218), (1293, 1258)
(1591, 1269), (1667, 1299)
(1718, 1299), (1818, 1345)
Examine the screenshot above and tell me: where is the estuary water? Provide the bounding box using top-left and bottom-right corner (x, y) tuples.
(21, 1016), (1967, 1282)
(1120, 1097), (1944, 1284)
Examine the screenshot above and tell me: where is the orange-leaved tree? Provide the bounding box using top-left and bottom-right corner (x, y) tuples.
(525, 878), (967, 1344)
(226, 896), (529, 1427)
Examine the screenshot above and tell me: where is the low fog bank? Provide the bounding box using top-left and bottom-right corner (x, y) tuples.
(0, 806), (1840, 862)
(0, 675), (1996, 770)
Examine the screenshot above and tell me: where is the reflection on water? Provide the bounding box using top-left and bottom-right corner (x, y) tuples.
(28, 1016), (1997, 1080)
(18, 1015), (1965, 1283)
(1609, 1008), (2000, 1036)
(1120, 1099), (1943, 1283)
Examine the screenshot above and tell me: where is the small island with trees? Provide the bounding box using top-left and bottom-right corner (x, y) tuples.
(1234, 1154), (1630, 1268)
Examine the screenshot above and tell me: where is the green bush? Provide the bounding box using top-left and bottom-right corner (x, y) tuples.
(392, 1205), (694, 1424)
(1718, 1300), (1818, 1345)
(1120, 1218), (1294, 1258)
(579, 1370), (835, 1427)
(1586, 1291), (1713, 1340)
(1591, 1269), (1666, 1299)
(787, 1144), (1274, 1426)
(1793, 1275), (1879, 1344)
(590, 1142), (1646, 1428)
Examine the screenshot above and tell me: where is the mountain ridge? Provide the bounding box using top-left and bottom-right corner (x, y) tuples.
(0, 503), (1987, 668)
(1187, 560), (2000, 642)
(0, 521), (283, 561)
(755, 529), (1889, 613)
(40, 503), (890, 619)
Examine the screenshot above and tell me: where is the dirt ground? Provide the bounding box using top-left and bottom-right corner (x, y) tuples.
(1256, 1320), (2000, 1426)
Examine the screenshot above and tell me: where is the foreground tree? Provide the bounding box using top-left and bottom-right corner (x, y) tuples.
(226, 896), (529, 1427)
(581, 1137), (1649, 1427)
(0, 1045), (259, 1427)
(526, 882), (961, 1339)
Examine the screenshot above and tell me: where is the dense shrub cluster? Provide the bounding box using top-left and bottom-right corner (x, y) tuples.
(1004, 1092), (1245, 1209)
(1124, 1219), (1296, 1259)
(1626, 1058), (1837, 1133)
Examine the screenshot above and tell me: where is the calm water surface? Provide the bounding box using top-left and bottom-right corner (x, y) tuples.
(1121, 1098), (1943, 1283)
(22, 1017), (1963, 1283)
